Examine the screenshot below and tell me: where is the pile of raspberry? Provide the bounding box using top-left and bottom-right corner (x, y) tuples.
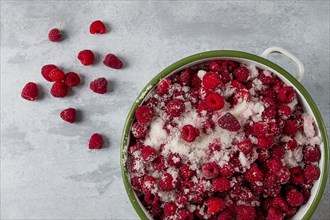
(127, 60), (321, 220)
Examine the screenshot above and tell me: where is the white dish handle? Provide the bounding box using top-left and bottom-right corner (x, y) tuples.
(261, 47), (304, 82)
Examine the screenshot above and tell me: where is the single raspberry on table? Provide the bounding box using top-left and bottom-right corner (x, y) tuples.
(304, 164), (320, 182)
(135, 105), (153, 124)
(89, 20), (106, 34)
(103, 53), (124, 69)
(235, 205), (256, 220)
(158, 172), (176, 191)
(41, 64), (58, 82)
(21, 82), (38, 101)
(205, 92), (225, 110)
(131, 122), (147, 139)
(244, 163), (263, 182)
(60, 108), (76, 123)
(218, 113), (241, 132)
(166, 99), (185, 117)
(48, 28), (61, 42)
(212, 177), (230, 192)
(90, 77), (107, 94)
(233, 66), (249, 82)
(237, 139), (252, 155)
(202, 162), (219, 179)
(181, 124), (200, 142)
(290, 167), (305, 185)
(64, 72), (80, 87)
(204, 197), (225, 215)
(278, 86), (295, 103)
(144, 192), (159, 205)
(286, 188), (304, 207)
(141, 145), (156, 161)
(163, 202), (177, 216)
(78, 50), (94, 66)
(156, 78), (171, 96)
(50, 81), (68, 98)
(303, 145), (321, 162)
(88, 133), (104, 149)
(49, 68), (65, 81)
(202, 72), (221, 90)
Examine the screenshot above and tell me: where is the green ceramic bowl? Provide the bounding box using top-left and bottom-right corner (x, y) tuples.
(120, 48), (329, 220)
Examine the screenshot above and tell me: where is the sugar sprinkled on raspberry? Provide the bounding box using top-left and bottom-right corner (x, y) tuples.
(48, 28), (61, 42)
(244, 163), (263, 182)
(278, 86), (295, 103)
(88, 133), (104, 149)
(233, 66), (249, 82)
(267, 207), (284, 220)
(156, 78), (171, 96)
(202, 162), (219, 179)
(78, 50), (94, 66)
(237, 139), (252, 155)
(286, 188), (304, 206)
(212, 177), (230, 192)
(163, 202), (177, 216)
(141, 145), (156, 161)
(21, 82), (38, 101)
(166, 99), (185, 117)
(205, 92), (225, 110)
(304, 164), (320, 182)
(131, 122), (147, 139)
(135, 105), (153, 124)
(103, 53), (124, 69)
(202, 72), (221, 90)
(290, 167), (305, 185)
(158, 172), (176, 191)
(303, 145), (321, 162)
(236, 205), (256, 220)
(181, 124), (199, 142)
(218, 113), (241, 132)
(90, 77), (107, 94)
(50, 81), (68, 98)
(60, 108), (76, 123)
(89, 20), (106, 34)
(204, 197), (225, 215)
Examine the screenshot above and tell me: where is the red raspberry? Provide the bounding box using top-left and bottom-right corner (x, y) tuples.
(236, 205), (256, 220)
(64, 72), (80, 87)
(233, 66), (249, 82)
(244, 163), (264, 182)
(168, 153), (182, 167)
(60, 108), (76, 123)
(202, 72), (221, 90)
(175, 192), (189, 206)
(166, 99), (185, 117)
(21, 82), (38, 101)
(278, 86), (295, 103)
(218, 209), (234, 220)
(144, 192), (159, 206)
(135, 105), (153, 124)
(128, 142), (143, 155)
(290, 167), (305, 185)
(271, 145), (285, 159)
(141, 145), (156, 161)
(131, 122), (148, 139)
(48, 28), (61, 42)
(50, 81), (68, 98)
(220, 60), (239, 72)
(41, 64), (58, 82)
(212, 177), (230, 192)
(202, 162), (219, 179)
(196, 101), (212, 116)
(49, 68), (65, 81)
(287, 139), (298, 150)
(253, 121), (278, 137)
(90, 77), (107, 94)
(261, 97), (276, 108)
(272, 195), (289, 212)
(258, 71), (278, 85)
(284, 120), (298, 136)
(131, 176), (143, 191)
(177, 209), (193, 220)
(205, 197), (225, 215)
(180, 180), (194, 195)
(191, 72), (202, 88)
(152, 156), (166, 171)
(267, 158), (283, 173)
(258, 136), (274, 149)
(208, 139), (221, 152)
(180, 69), (191, 85)
(286, 188), (304, 206)
(262, 106), (276, 119)
(278, 105), (292, 118)
(304, 164), (320, 182)
(262, 87), (277, 100)
(88, 133), (104, 149)
(179, 164), (195, 180)
(303, 145), (321, 162)
(205, 92), (225, 110)
(163, 202), (177, 216)
(219, 71), (231, 84)
(219, 163), (235, 177)
(181, 124), (199, 142)
(156, 78), (171, 96)
(276, 167), (290, 184)
(237, 139), (252, 155)
(233, 89), (251, 104)
(231, 80), (245, 89)
(141, 176), (155, 193)
(208, 61), (221, 72)
(218, 113), (241, 132)
(286, 206), (298, 218)
(263, 172), (277, 189)
(103, 53), (124, 69)
(199, 87), (211, 100)
(191, 181), (205, 204)
(89, 20), (106, 34)
(267, 207), (284, 220)
(158, 172), (176, 191)
(78, 50), (94, 66)
(263, 185), (281, 197)
(202, 119), (215, 134)
(257, 149), (270, 162)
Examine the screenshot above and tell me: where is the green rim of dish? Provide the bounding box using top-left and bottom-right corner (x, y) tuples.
(120, 50), (329, 220)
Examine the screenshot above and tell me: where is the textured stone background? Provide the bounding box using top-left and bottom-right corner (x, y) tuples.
(1, 1), (329, 219)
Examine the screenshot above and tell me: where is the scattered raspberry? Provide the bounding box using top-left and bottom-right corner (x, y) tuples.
(158, 173), (176, 191)
(168, 153), (181, 167)
(181, 124), (200, 142)
(141, 146), (156, 161)
(267, 207), (284, 220)
(60, 108), (76, 123)
(166, 99), (185, 117)
(286, 188), (304, 206)
(278, 86), (295, 103)
(21, 82), (38, 101)
(48, 28), (61, 42)
(202, 162), (219, 179)
(237, 139), (252, 155)
(156, 78), (171, 96)
(163, 202), (177, 216)
(50, 81), (68, 98)
(244, 163), (263, 182)
(179, 164), (195, 180)
(88, 133), (104, 149)
(205, 197), (225, 215)
(202, 72), (221, 90)
(290, 167), (305, 185)
(278, 105), (292, 118)
(49, 68), (65, 81)
(131, 122), (147, 139)
(64, 72), (80, 87)
(41, 64), (58, 82)
(236, 205), (256, 220)
(135, 105), (153, 124)
(144, 192), (159, 205)
(141, 176), (155, 193)
(103, 53), (124, 69)
(89, 20), (106, 34)
(205, 92), (225, 110)
(303, 145), (321, 162)
(219, 163), (235, 177)
(176, 209), (193, 220)
(212, 177), (230, 192)
(233, 66), (249, 82)
(90, 77), (107, 94)
(218, 113), (241, 132)
(78, 50), (94, 66)
(304, 164), (320, 182)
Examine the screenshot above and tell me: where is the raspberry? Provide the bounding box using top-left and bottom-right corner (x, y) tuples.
(245, 163), (264, 182)
(208, 139), (221, 152)
(180, 69), (191, 85)
(180, 180), (194, 195)
(286, 206), (298, 218)
(135, 105), (153, 124)
(152, 156), (166, 171)
(253, 121), (279, 137)
(177, 209), (193, 220)
(219, 71), (231, 84)
(202, 162), (219, 179)
(141, 176), (155, 193)
(262, 87), (277, 100)
(202, 72), (221, 90)
(205, 197), (225, 215)
(236, 205), (256, 220)
(262, 106), (276, 119)
(233, 66), (249, 82)
(103, 53), (124, 69)
(208, 61), (221, 72)
(156, 78), (171, 96)
(49, 68), (65, 81)
(202, 119), (215, 134)
(278, 105), (291, 118)
(21, 82), (38, 101)
(181, 124), (199, 142)
(166, 99), (185, 117)
(220, 60), (239, 72)
(131, 176), (143, 191)
(196, 101), (212, 116)
(272, 195), (289, 212)
(218, 113), (241, 132)
(48, 28), (61, 42)
(258, 136), (274, 149)
(233, 89), (251, 104)
(231, 80), (245, 89)
(263, 185), (281, 197)
(163, 202), (177, 216)
(144, 192), (160, 206)
(304, 164), (320, 182)
(60, 108), (76, 123)
(263, 172), (277, 188)
(271, 145), (285, 159)
(141, 145), (156, 161)
(257, 149), (270, 162)
(88, 133), (104, 149)
(78, 50), (94, 66)
(278, 86), (295, 103)
(276, 167), (290, 184)
(199, 87), (211, 100)
(89, 20), (106, 34)
(191, 72), (202, 88)
(50, 81), (68, 98)
(267, 158), (283, 173)
(205, 92), (225, 110)
(175, 192), (189, 206)
(287, 139), (298, 150)
(179, 164), (195, 180)
(217, 209), (234, 220)
(168, 153), (181, 167)
(41, 64), (58, 82)
(290, 167), (305, 185)
(212, 177), (230, 192)
(261, 97), (276, 108)
(286, 188), (304, 206)
(284, 120), (298, 136)
(250, 182), (263, 195)
(64, 72), (80, 87)
(267, 207), (284, 220)
(131, 122), (148, 139)
(219, 163), (235, 177)
(237, 139), (252, 155)
(158, 172), (176, 191)
(191, 181), (205, 204)
(258, 71), (277, 85)
(90, 77), (107, 94)
(303, 145), (321, 162)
